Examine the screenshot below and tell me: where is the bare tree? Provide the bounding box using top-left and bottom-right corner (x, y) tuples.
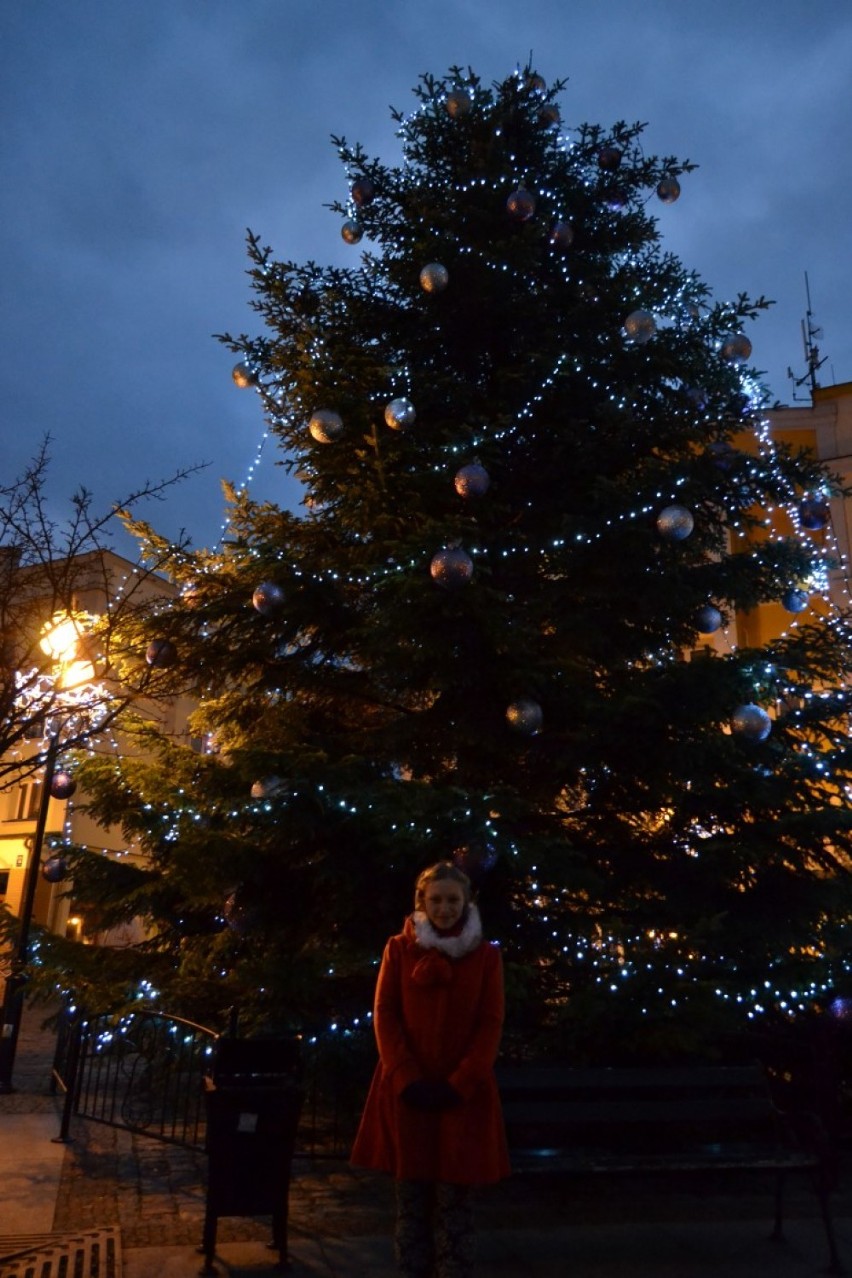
(0, 437), (202, 790)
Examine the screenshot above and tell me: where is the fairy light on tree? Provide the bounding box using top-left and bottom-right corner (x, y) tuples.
(34, 63), (852, 1058)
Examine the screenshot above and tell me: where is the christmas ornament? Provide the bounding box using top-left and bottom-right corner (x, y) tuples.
(384, 397), (417, 430)
(308, 408), (344, 443)
(42, 855), (69, 883)
(430, 545), (474, 588)
(341, 220), (363, 244)
(721, 333), (752, 364)
(252, 581), (285, 616)
(445, 89), (472, 118)
(350, 176), (375, 207)
(50, 771), (77, 800)
(781, 588), (809, 614)
(420, 262), (449, 293)
(453, 841), (497, 884)
(250, 775), (287, 800)
(656, 505), (694, 541)
(231, 362), (256, 389)
(146, 638), (177, 668)
(539, 103), (560, 128)
(597, 146), (623, 170)
(799, 497), (829, 531)
(624, 309), (656, 344)
(506, 697), (543, 735)
(706, 440), (737, 471)
(694, 604), (722, 634)
(454, 463), (490, 498)
(223, 892), (257, 936)
(506, 187), (537, 222)
(656, 176), (681, 203)
(731, 703), (772, 742)
(526, 73), (546, 93)
(550, 220), (574, 249)
(687, 387), (708, 411)
(604, 190), (628, 211)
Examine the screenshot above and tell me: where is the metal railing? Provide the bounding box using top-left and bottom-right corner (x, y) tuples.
(53, 1007), (218, 1148)
(52, 1005), (377, 1157)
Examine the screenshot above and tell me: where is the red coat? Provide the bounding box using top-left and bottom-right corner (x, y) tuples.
(350, 913), (511, 1184)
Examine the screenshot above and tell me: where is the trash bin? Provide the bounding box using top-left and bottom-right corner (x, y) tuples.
(201, 1038), (302, 1272)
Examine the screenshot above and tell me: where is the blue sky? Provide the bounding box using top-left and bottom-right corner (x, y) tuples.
(3, 0), (851, 552)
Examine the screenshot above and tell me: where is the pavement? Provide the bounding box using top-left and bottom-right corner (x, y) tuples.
(1, 1003), (852, 1277)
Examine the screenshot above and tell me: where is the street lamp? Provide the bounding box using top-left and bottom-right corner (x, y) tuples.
(0, 611), (97, 1093)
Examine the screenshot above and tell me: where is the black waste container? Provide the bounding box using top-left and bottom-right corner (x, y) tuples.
(202, 1038), (302, 1272)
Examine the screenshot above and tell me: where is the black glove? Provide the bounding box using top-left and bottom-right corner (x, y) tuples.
(401, 1079), (462, 1111)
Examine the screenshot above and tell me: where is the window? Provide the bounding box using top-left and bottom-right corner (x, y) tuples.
(13, 781), (42, 822)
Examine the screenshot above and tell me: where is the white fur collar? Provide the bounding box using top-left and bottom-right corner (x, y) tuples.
(412, 903), (483, 958)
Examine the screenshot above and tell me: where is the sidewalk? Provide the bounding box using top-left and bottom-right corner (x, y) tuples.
(1, 1002), (850, 1276)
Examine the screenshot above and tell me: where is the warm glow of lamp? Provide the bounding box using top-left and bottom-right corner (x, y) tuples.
(40, 611), (98, 687)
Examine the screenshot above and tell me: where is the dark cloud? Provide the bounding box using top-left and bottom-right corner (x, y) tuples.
(2, 0), (851, 552)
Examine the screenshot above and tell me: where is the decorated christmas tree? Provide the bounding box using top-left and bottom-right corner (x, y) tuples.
(42, 66), (852, 1059)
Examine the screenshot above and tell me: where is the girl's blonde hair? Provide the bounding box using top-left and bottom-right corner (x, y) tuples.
(414, 861), (472, 911)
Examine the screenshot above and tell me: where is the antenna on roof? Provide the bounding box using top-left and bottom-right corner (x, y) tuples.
(787, 272), (827, 400)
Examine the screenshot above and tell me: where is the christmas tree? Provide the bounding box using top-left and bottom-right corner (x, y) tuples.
(42, 66), (852, 1060)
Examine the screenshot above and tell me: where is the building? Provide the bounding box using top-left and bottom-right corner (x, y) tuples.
(0, 549), (194, 946)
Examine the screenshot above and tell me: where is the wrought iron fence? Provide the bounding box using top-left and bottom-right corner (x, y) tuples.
(52, 1005), (377, 1157)
(54, 1007), (218, 1148)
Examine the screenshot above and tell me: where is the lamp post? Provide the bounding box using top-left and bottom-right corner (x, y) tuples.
(0, 733), (60, 1092)
(0, 611), (96, 1093)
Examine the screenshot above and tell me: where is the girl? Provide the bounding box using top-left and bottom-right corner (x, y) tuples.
(351, 861), (510, 1278)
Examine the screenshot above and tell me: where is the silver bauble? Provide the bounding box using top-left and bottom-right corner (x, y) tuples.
(656, 177), (681, 204)
(656, 505), (695, 541)
(308, 409), (344, 443)
(731, 703), (772, 742)
(146, 637), (178, 668)
(721, 333), (753, 364)
(695, 605), (722, 634)
(550, 220), (574, 249)
(454, 463), (491, 498)
(781, 588), (809, 614)
(232, 362), (256, 389)
(430, 546), (473, 588)
(506, 187), (536, 222)
(341, 220), (363, 245)
(252, 581), (285, 616)
(420, 262), (449, 293)
(385, 397), (417, 430)
(624, 309), (656, 344)
(446, 89), (472, 118)
(506, 697), (543, 735)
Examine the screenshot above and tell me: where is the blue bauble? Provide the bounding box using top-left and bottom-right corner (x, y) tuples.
(146, 638), (177, 668)
(656, 505), (694, 541)
(430, 546), (473, 588)
(506, 697), (543, 735)
(252, 582), (285, 616)
(781, 589), (809, 614)
(799, 498), (829, 531)
(695, 605), (722, 634)
(454, 463), (490, 498)
(731, 703), (772, 742)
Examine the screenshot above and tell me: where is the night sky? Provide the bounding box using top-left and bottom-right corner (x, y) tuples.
(3, 1), (851, 554)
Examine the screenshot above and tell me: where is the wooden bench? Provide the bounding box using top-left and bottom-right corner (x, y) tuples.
(496, 1063), (841, 1272)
